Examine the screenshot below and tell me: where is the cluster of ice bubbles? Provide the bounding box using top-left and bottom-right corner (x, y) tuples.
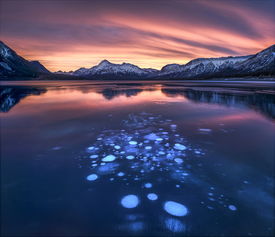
(83, 112), (237, 233)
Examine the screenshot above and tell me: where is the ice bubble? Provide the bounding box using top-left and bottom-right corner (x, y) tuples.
(144, 133), (159, 141)
(144, 183), (152, 188)
(117, 172), (125, 177)
(129, 141), (138, 145)
(52, 146), (62, 150)
(90, 155), (98, 159)
(86, 174), (98, 181)
(174, 158), (183, 164)
(92, 164), (97, 167)
(114, 145), (121, 150)
(98, 163), (119, 174)
(208, 192), (214, 196)
(198, 128), (212, 132)
(164, 201), (188, 217)
(102, 155), (116, 162)
(170, 124), (177, 129)
(147, 193), (158, 201)
(156, 138), (163, 141)
(228, 205), (237, 211)
(97, 137), (103, 140)
(145, 146), (152, 150)
(158, 151), (165, 155)
(174, 143), (187, 151)
(87, 146), (95, 151)
(126, 155), (135, 160)
(121, 195), (139, 208)
(165, 217), (186, 233)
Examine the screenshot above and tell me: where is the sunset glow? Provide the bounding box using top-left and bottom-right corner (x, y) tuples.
(0, 0), (274, 71)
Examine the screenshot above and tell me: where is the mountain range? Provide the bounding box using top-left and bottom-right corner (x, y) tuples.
(0, 41), (274, 80)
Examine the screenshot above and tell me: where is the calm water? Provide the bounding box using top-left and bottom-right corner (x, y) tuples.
(1, 81), (274, 236)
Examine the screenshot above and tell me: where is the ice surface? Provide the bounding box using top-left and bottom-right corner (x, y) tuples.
(121, 195), (139, 208)
(164, 201), (188, 216)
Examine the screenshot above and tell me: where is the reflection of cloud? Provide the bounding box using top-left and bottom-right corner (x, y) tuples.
(1, 0), (274, 71)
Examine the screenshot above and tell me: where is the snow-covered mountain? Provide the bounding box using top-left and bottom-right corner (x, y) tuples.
(0, 40), (274, 80)
(73, 60), (159, 79)
(158, 45), (275, 79)
(0, 41), (50, 78)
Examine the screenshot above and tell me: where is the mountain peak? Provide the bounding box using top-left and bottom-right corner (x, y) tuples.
(98, 59), (112, 66)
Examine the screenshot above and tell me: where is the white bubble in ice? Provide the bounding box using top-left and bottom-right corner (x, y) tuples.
(117, 172), (125, 177)
(198, 128), (212, 132)
(174, 158), (183, 164)
(129, 141), (138, 145)
(90, 154), (98, 159)
(102, 155), (116, 162)
(147, 193), (158, 201)
(121, 195), (139, 208)
(144, 183), (152, 188)
(144, 133), (159, 141)
(126, 155), (135, 160)
(164, 201), (188, 217)
(87, 146), (95, 151)
(228, 205), (237, 211)
(114, 145), (121, 150)
(145, 146), (152, 150)
(174, 143), (187, 151)
(86, 174), (98, 181)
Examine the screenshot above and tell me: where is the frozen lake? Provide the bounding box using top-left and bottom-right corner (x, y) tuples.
(1, 80), (274, 236)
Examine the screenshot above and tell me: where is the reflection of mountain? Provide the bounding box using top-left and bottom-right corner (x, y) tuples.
(100, 88), (143, 100)
(162, 88), (275, 119)
(0, 87), (47, 112)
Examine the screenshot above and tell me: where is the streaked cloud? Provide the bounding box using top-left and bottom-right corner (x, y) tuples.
(0, 0), (274, 71)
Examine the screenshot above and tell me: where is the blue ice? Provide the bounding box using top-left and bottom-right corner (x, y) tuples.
(164, 201), (188, 216)
(121, 195), (139, 208)
(114, 145), (121, 150)
(102, 154), (116, 162)
(90, 154), (98, 159)
(145, 146), (152, 150)
(147, 193), (158, 201)
(86, 174), (98, 181)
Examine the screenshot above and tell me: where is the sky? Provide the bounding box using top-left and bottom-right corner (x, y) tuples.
(0, 0), (274, 72)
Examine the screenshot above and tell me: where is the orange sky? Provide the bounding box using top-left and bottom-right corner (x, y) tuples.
(0, 0), (274, 72)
